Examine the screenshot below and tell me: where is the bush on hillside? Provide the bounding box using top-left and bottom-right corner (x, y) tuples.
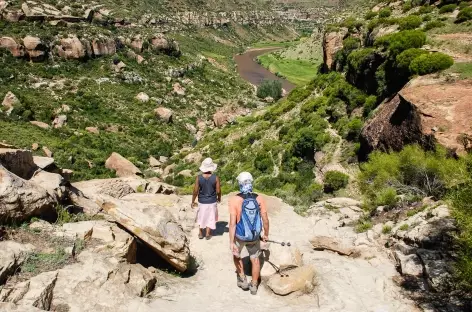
(459, 2), (471, 9)
(359, 145), (468, 209)
(256, 79), (282, 100)
(396, 48), (428, 70)
(424, 20), (446, 30)
(345, 118), (364, 141)
(365, 11), (378, 20)
(457, 7), (472, 23)
(287, 86), (313, 103)
(292, 127), (330, 161)
(254, 152), (274, 174)
(409, 52), (454, 75)
(419, 5), (434, 14)
(375, 30), (427, 55)
(398, 15), (423, 30)
(324, 171), (349, 193)
(363, 95), (378, 116)
(379, 7), (392, 18)
(439, 3), (457, 13)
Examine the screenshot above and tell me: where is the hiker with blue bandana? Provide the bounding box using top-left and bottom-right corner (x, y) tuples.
(229, 172), (269, 295)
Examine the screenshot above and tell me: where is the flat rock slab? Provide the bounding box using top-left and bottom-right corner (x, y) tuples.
(32, 156), (55, 170)
(310, 236), (358, 257)
(266, 265), (316, 296)
(0, 241), (35, 285)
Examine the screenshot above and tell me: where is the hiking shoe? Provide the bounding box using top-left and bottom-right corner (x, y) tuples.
(198, 233), (203, 239)
(237, 274), (249, 290)
(205, 235), (212, 240)
(249, 281), (258, 295)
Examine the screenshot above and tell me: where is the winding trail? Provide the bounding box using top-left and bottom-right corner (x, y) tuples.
(149, 194), (420, 312)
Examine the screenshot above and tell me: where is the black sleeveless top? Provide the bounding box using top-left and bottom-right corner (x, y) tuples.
(198, 174), (217, 204)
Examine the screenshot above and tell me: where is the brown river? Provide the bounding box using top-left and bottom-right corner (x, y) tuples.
(234, 47), (296, 93)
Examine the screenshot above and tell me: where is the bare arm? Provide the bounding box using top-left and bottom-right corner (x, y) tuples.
(216, 176), (222, 203)
(191, 177), (199, 208)
(259, 197), (269, 240)
(229, 197), (237, 246)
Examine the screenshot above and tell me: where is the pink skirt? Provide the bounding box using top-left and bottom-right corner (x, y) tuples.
(197, 203), (218, 230)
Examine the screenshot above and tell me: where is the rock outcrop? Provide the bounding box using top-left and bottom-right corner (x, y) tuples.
(322, 27), (348, 71)
(0, 241), (34, 285)
(0, 148), (37, 179)
(154, 107), (173, 123)
(105, 152), (142, 177)
(2, 91), (20, 115)
(360, 76), (472, 158)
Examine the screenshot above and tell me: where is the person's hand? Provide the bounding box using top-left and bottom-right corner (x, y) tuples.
(262, 235), (268, 242)
(230, 242), (239, 256)
(191, 202), (197, 209)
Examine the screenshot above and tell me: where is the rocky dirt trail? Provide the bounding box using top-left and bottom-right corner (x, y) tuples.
(150, 194), (419, 312)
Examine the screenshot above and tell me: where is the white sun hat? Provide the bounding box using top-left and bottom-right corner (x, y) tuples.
(237, 172), (253, 184)
(199, 158), (217, 172)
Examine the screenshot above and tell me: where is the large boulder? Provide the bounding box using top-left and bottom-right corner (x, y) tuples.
(260, 244), (303, 277)
(101, 197), (190, 272)
(0, 148), (37, 179)
(91, 38), (116, 56)
(105, 152), (142, 177)
(0, 37), (24, 57)
(154, 107), (173, 123)
(0, 166), (57, 222)
(266, 265), (317, 296)
(322, 28), (348, 71)
(360, 76), (472, 158)
(55, 36), (86, 59)
(213, 111), (228, 127)
(149, 34), (180, 56)
(23, 36), (47, 62)
(2, 91), (20, 115)
(72, 178), (136, 199)
(0, 241), (34, 285)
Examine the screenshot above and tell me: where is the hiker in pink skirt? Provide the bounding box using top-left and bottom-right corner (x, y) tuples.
(191, 158), (221, 240)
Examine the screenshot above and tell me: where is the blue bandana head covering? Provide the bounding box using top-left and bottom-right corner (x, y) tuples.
(239, 181), (253, 194)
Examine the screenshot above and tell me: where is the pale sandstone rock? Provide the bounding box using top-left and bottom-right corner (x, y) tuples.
(149, 156), (161, 168)
(213, 111), (228, 127)
(0, 37), (23, 57)
(310, 236), (358, 256)
(135, 92), (150, 103)
(31, 143), (39, 151)
(101, 197), (190, 272)
(267, 265), (317, 296)
(0, 166), (57, 222)
(322, 28), (348, 70)
(33, 156), (54, 170)
(42, 146), (53, 157)
(30, 121), (50, 129)
(154, 107), (173, 123)
(72, 178), (135, 199)
(2, 91), (20, 115)
(261, 244), (303, 277)
(185, 123), (197, 134)
(177, 169), (192, 177)
(394, 251), (423, 277)
(0, 241), (34, 284)
(105, 152), (142, 177)
(0, 148), (37, 179)
(184, 152), (202, 164)
(173, 82), (185, 96)
(85, 127), (99, 134)
(29, 219), (54, 231)
(23, 36), (46, 62)
(91, 38), (116, 56)
(52, 115), (67, 128)
(29, 170), (64, 200)
(56, 36), (85, 59)
(0, 303), (43, 311)
(0, 271), (58, 310)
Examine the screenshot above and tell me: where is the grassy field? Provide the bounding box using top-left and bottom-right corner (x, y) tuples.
(257, 53), (319, 85)
(448, 62), (472, 79)
(251, 40), (300, 49)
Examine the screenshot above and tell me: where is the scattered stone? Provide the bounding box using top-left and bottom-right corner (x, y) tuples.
(85, 127), (99, 134)
(30, 121), (50, 129)
(42, 146), (53, 157)
(23, 36), (47, 62)
(267, 265), (316, 296)
(105, 152), (142, 177)
(173, 82), (185, 96)
(52, 115), (67, 128)
(32, 156), (55, 171)
(159, 156), (168, 163)
(184, 152), (202, 164)
(31, 143), (39, 151)
(185, 123), (197, 134)
(2, 91), (20, 115)
(261, 244), (303, 277)
(264, 96), (274, 103)
(135, 92), (150, 103)
(0, 37), (24, 58)
(55, 36), (86, 59)
(149, 156), (161, 168)
(154, 107), (173, 123)
(310, 236), (358, 257)
(177, 169), (192, 177)
(213, 111), (228, 127)
(394, 251), (423, 277)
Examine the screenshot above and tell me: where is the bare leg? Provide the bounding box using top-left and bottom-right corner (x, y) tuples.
(206, 227), (211, 237)
(198, 228), (203, 238)
(233, 256), (244, 276)
(250, 257), (260, 285)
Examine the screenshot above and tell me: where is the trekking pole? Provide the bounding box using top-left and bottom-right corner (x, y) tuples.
(266, 239), (291, 247)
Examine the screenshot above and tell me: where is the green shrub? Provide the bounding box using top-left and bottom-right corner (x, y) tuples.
(375, 30), (427, 55)
(379, 7), (392, 18)
(305, 183), (324, 202)
(255, 175), (282, 191)
(399, 224), (409, 231)
(424, 20), (446, 30)
(375, 187), (399, 207)
(382, 225), (392, 234)
(287, 86), (312, 103)
(403, 1), (413, 12)
(459, 2), (471, 9)
(457, 7), (472, 23)
(396, 48), (428, 70)
(419, 5), (434, 14)
(292, 127), (330, 160)
(365, 11), (378, 20)
(254, 152), (274, 174)
(398, 15), (423, 30)
(324, 171), (349, 193)
(355, 219), (373, 233)
(257, 79), (283, 100)
(439, 4), (457, 13)
(359, 145), (468, 209)
(409, 52), (454, 75)
(347, 48), (376, 71)
(363, 95), (378, 116)
(345, 118), (363, 141)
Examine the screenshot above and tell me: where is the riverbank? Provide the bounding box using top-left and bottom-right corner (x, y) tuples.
(234, 47), (296, 93)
